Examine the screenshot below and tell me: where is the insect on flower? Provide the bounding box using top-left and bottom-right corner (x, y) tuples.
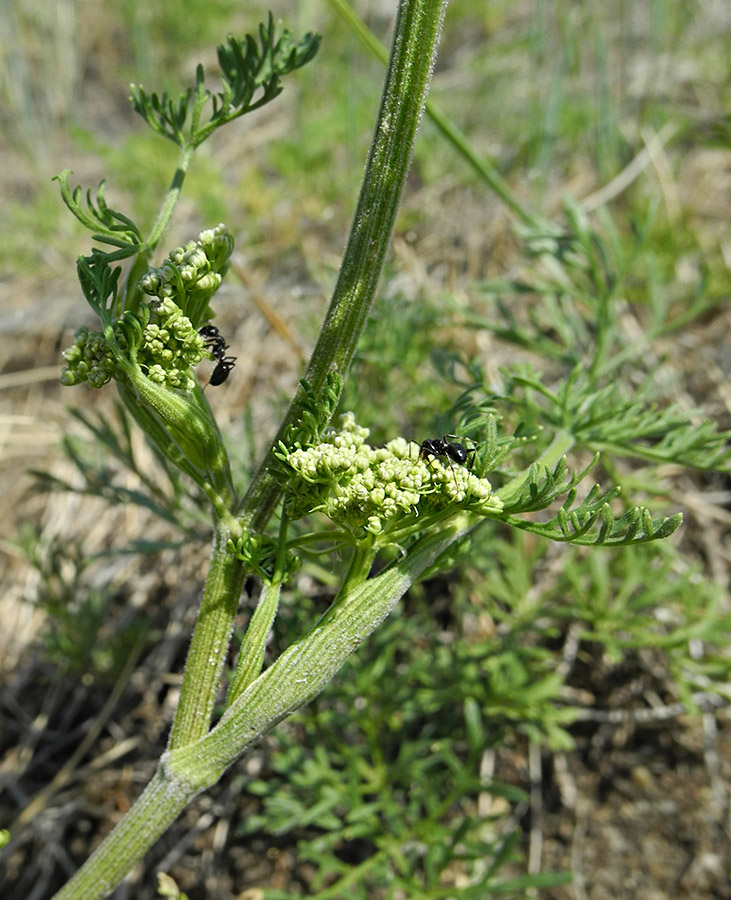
(418, 435), (477, 490)
(198, 324), (237, 387)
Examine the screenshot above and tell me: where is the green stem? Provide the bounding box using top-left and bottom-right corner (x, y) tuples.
(147, 147), (194, 252)
(120, 147), (195, 312)
(51, 516), (472, 900)
(237, 0), (449, 533)
(225, 577), (281, 706)
(339, 544), (378, 597)
(327, 0), (537, 226)
(167, 524), (248, 749)
(226, 512), (290, 705)
(51, 761), (199, 900)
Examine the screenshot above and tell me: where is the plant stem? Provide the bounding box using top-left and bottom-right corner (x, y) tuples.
(237, 0), (449, 533)
(339, 545), (378, 597)
(226, 512), (290, 705)
(147, 147), (195, 252)
(167, 524), (248, 749)
(51, 761), (199, 900)
(51, 515), (474, 900)
(225, 577), (281, 706)
(120, 148), (196, 312)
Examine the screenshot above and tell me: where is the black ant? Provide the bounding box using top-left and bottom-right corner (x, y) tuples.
(417, 436), (477, 490)
(198, 324), (228, 358)
(208, 355), (237, 386)
(198, 325), (236, 387)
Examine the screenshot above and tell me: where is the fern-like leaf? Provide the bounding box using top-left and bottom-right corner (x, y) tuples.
(129, 15), (320, 149)
(504, 487), (682, 547)
(54, 170), (144, 251)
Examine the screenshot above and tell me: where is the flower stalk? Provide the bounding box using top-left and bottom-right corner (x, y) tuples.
(52, 514), (472, 900)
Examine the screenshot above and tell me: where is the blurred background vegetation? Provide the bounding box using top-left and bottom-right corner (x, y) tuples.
(1, 1), (729, 898)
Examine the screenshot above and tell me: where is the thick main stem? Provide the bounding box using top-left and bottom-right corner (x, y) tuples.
(238, 0), (449, 533)
(50, 515), (473, 900)
(51, 762), (199, 900)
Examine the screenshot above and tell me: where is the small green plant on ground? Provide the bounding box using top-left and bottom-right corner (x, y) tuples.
(5, 2), (731, 899)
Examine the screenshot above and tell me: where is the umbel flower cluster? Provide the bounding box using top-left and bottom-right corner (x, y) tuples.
(283, 413), (504, 543)
(61, 225), (234, 392)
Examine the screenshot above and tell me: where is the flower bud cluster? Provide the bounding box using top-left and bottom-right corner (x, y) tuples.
(137, 296), (205, 392)
(62, 225), (234, 392)
(60, 298), (205, 392)
(61, 325), (122, 388)
(284, 413), (503, 543)
(140, 224), (233, 314)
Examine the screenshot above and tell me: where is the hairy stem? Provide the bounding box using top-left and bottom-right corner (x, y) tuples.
(50, 515), (472, 900)
(167, 525), (248, 749)
(51, 761), (200, 900)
